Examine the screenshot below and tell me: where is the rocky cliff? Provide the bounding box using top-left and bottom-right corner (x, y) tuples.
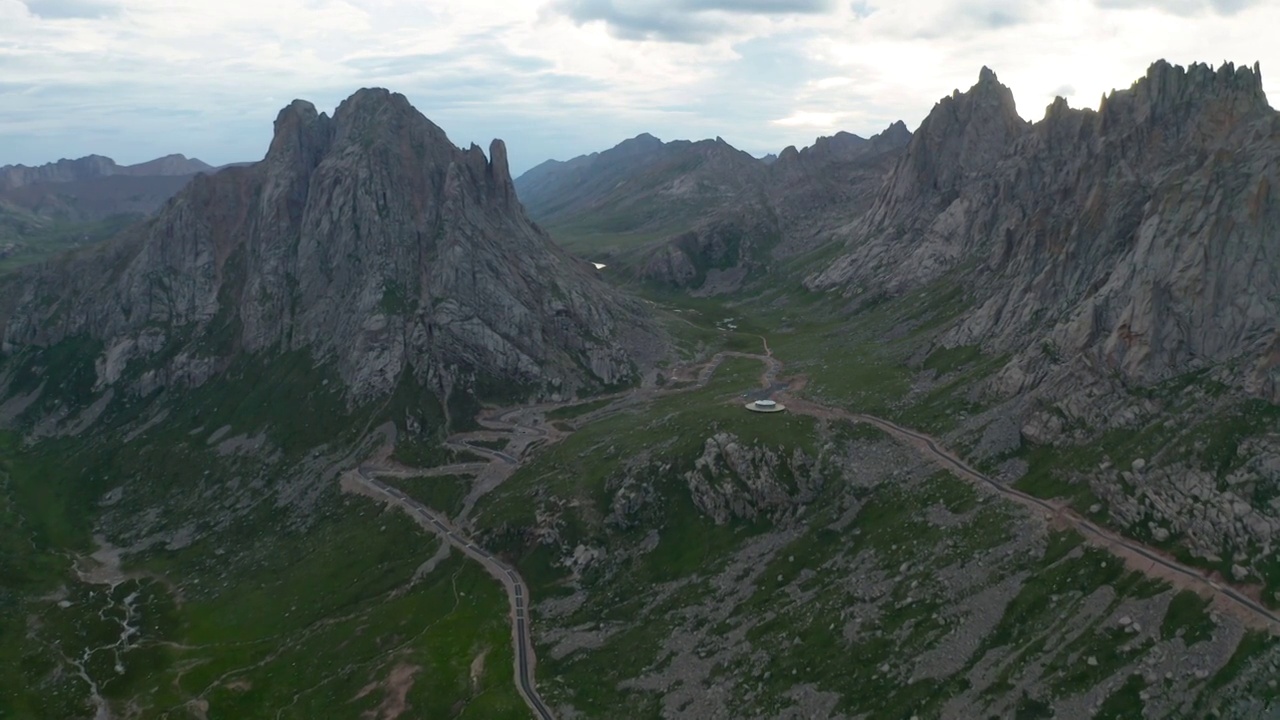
(0, 89), (662, 422)
(809, 61), (1280, 404)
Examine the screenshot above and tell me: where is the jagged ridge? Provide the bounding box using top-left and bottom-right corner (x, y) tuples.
(808, 60), (1279, 402)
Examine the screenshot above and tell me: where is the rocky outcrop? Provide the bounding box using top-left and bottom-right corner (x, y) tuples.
(637, 208), (779, 293)
(809, 61), (1280, 403)
(683, 432), (823, 524)
(0, 88), (662, 418)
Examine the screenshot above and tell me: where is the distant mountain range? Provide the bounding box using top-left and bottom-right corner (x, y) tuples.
(515, 123), (911, 293)
(0, 153), (214, 191)
(0, 154), (238, 271)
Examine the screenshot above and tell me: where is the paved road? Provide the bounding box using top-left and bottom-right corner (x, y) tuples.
(355, 468), (555, 719)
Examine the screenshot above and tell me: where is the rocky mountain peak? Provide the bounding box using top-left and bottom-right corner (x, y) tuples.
(332, 87), (414, 127)
(943, 65), (1023, 140)
(810, 60), (1279, 409)
(614, 132), (665, 157)
(882, 66), (1027, 205)
(1, 89), (663, 415)
(487, 138), (515, 204)
(1044, 95), (1072, 119)
(328, 88), (453, 156)
(880, 120), (912, 144)
(267, 99), (332, 163)
(1100, 60), (1272, 139)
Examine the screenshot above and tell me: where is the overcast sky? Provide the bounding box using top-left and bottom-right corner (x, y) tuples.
(0, 0), (1276, 175)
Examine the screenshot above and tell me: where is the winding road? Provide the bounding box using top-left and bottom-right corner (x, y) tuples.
(345, 332), (1277, 717)
(741, 334), (1280, 633)
(352, 466), (556, 719)
(830, 410), (1280, 631)
(686, 339), (1280, 632)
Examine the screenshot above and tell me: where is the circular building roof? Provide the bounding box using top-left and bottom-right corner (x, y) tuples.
(755, 399), (776, 407)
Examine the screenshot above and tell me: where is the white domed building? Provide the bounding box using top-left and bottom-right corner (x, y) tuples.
(745, 398), (785, 413)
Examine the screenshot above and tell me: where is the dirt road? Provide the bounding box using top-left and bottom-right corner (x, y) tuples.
(345, 335), (1277, 718)
(735, 341), (1280, 634)
(348, 467), (555, 719)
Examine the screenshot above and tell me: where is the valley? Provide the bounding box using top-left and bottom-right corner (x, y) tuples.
(0, 58), (1277, 719)
(350, 292), (1279, 717)
(331, 313), (1280, 717)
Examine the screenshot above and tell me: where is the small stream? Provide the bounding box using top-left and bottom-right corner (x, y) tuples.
(62, 536), (147, 720)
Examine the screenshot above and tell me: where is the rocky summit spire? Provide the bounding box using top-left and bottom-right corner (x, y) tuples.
(882, 65), (1028, 205)
(488, 138), (514, 205)
(266, 100), (332, 166)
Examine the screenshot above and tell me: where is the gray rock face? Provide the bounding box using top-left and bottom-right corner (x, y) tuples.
(684, 432), (823, 524)
(0, 88), (661, 411)
(809, 61), (1280, 403)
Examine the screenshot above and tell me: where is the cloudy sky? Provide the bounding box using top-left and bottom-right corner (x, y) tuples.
(0, 0), (1276, 175)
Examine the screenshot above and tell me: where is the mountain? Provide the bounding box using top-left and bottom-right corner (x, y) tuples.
(0, 174), (198, 224)
(635, 122), (912, 293)
(800, 61), (1280, 598)
(0, 153), (213, 190)
(767, 121), (913, 243)
(454, 66), (1280, 720)
(0, 153), (214, 223)
(0, 88), (668, 718)
(515, 132), (768, 242)
(0, 154), (220, 272)
(809, 61), (1278, 401)
(3, 67), (1280, 720)
(0, 89), (662, 428)
(517, 123), (912, 294)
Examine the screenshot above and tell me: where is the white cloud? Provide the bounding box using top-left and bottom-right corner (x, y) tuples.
(811, 76), (852, 90)
(771, 110), (845, 128)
